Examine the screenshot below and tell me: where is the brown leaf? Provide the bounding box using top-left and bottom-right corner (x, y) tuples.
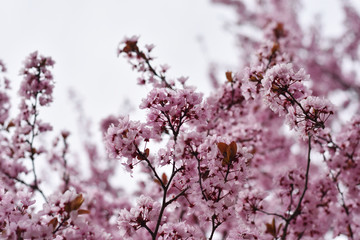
(271, 42), (279, 54)
(137, 153), (145, 160)
(64, 202), (71, 213)
(122, 40), (138, 53)
(6, 121), (15, 131)
(265, 218), (277, 238)
(219, 141), (237, 166)
(249, 75), (257, 82)
(217, 142), (228, 156)
(229, 141), (237, 159)
(225, 71), (233, 82)
(201, 170), (210, 180)
(162, 173), (168, 185)
(222, 157), (230, 166)
(154, 179), (161, 186)
(277, 223), (283, 236)
(78, 209), (90, 215)
(70, 194), (84, 211)
(31, 148), (37, 155)
(271, 83), (280, 92)
(144, 148), (150, 157)
(48, 217), (58, 230)
(274, 22), (286, 39)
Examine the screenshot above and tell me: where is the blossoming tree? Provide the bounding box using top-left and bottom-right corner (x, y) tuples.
(1, 0), (360, 239)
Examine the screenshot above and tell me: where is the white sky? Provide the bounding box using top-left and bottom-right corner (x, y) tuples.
(1, 0), (358, 140)
(0, 0), (237, 138)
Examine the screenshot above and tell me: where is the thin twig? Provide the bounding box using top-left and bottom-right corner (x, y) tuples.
(281, 135), (312, 240)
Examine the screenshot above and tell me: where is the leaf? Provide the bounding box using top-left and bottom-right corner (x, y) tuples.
(137, 153), (145, 160)
(137, 148), (150, 160)
(70, 194), (84, 211)
(64, 202), (71, 213)
(154, 179), (161, 186)
(201, 169), (210, 180)
(6, 121), (15, 131)
(265, 218), (277, 238)
(218, 141), (237, 166)
(144, 148), (150, 157)
(122, 40), (138, 53)
(222, 156), (230, 166)
(78, 209), (90, 215)
(162, 173), (168, 185)
(249, 75), (258, 82)
(271, 42), (279, 54)
(217, 142), (228, 155)
(48, 217), (58, 230)
(229, 141), (237, 159)
(277, 223), (283, 235)
(273, 22), (285, 39)
(225, 71), (233, 82)
(31, 147), (37, 154)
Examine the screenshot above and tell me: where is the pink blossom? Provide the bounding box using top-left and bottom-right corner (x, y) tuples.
(1, 2), (360, 239)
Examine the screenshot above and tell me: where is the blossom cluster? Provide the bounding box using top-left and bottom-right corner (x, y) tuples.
(140, 87), (204, 140)
(19, 51), (55, 106)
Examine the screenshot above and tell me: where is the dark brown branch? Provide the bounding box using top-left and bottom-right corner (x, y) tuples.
(254, 207), (287, 221)
(133, 47), (173, 90)
(209, 214), (221, 240)
(52, 216), (69, 234)
(281, 135), (312, 240)
(190, 148), (208, 201)
(4, 172), (47, 202)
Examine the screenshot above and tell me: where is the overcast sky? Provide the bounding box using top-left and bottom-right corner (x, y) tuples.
(0, 1), (237, 137)
(1, 0), (358, 138)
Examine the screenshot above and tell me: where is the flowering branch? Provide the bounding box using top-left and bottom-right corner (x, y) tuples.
(280, 135), (312, 239)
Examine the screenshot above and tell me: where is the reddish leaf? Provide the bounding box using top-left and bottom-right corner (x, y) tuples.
(48, 217), (58, 230)
(64, 202), (71, 213)
(217, 142), (228, 155)
(265, 218), (278, 238)
(225, 71), (233, 82)
(218, 141), (237, 166)
(6, 121), (15, 131)
(162, 173), (168, 185)
(154, 179), (161, 186)
(144, 148), (150, 157)
(229, 141), (237, 159)
(78, 209), (90, 215)
(70, 194), (84, 211)
(137, 153), (145, 160)
(271, 42), (279, 54)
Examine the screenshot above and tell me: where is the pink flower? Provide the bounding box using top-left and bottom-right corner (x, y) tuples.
(263, 63), (310, 115)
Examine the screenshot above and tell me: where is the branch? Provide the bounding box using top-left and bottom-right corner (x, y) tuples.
(151, 165), (187, 239)
(190, 148), (208, 200)
(165, 187), (189, 207)
(142, 54), (173, 90)
(254, 207), (287, 221)
(3, 172), (48, 202)
(135, 142), (186, 239)
(281, 135), (312, 240)
(52, 216), (69, 234)
(332, 176), (354, 239)
(134, 144), (165, 190)
(208, 214), (221, 240)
